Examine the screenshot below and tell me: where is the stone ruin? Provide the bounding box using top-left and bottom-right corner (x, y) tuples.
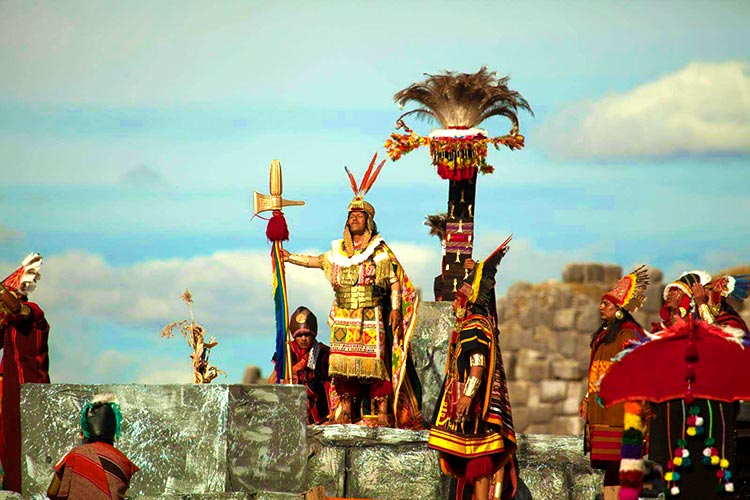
(499, 263), (665, 436)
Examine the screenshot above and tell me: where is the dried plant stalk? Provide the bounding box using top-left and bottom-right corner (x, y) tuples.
(161, 288), (225, 383)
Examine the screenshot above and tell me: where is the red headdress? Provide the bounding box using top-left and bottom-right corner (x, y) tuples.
(601, 265), (650, 313)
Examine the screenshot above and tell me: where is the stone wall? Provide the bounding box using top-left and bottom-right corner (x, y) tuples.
(498, 263), (666, 435)
(20, 383), (602, 500)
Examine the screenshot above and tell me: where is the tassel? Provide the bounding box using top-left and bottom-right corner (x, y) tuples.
(266, 210), (289, 242)
(465, 456), (493, 485)
(685, 342), (699, 362)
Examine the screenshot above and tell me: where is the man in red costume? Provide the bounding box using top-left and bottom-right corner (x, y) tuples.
(0, 253), (50, 493)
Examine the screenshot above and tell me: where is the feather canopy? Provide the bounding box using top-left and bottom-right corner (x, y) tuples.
(394, 66), (533, 132)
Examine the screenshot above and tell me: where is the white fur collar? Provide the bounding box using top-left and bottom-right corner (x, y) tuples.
(327, 235), (384, 267)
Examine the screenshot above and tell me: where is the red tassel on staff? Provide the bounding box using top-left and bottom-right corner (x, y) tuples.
(266, 210), (289, 242)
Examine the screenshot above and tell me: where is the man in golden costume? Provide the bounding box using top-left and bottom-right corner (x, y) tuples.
(282, 154), (421, 428)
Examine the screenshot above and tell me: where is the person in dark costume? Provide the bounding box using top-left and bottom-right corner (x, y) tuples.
(428, 237), (517, 500)
(269, 306), (331, 424)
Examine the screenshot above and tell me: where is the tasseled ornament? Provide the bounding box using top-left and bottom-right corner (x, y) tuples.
(684, 341), (699, 362)
(266, 210), (289, 242)
(619, 486), (639, 500)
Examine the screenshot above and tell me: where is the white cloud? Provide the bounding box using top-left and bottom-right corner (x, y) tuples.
(538, 61), (750, 160)
(1, 237), (641, 383)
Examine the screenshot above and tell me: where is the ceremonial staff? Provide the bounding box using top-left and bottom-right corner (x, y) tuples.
(252, 160), (304, 384)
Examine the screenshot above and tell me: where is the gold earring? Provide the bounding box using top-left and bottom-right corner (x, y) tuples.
(615, 310), (624, 320)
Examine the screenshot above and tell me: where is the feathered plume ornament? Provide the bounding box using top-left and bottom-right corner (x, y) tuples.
(386, 67), (533, 180)
(623, 265), (650, 313)
(393, 66), (533, 133)
(343, 153), (386, 257)
(345, 152), (386, 201)
(2, 253), (43, 295)
(728, 275), (750, 302)
(424, 212), (448, 242)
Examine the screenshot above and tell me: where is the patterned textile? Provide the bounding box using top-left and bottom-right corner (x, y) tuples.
(583, 320), (644, 467)
(0, 300), (49, 493)
(52, 442), (139, 500)
(429, 314), (517, 499)
(321, 235), (422, 428)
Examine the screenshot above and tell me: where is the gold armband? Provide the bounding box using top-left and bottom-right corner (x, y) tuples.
(391, 292), (401, 311)
(469, 353), (486, 367)
(463, 376), (481, 398)
(287, 253), (311, 266)
(698, 303), (715, 324)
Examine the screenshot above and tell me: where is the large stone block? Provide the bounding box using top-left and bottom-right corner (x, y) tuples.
(307, 426), (449, 499)
(516, 434), (601, 500)
(559, 395), (582, 416)
(649, 267), (663, 284)
(551, 416), (584, 436)
(552, 359), (584, 381)
(575, 306), (601, 333)
(226, 385), (308, 494)
(582, 264), (605, 284)
(409, 301), (454, 426)
(562, 264), (584, 284)
(533, 324), (553, 349)
(21, 384), (307, 499)
(602, 264), (623, 285)
(575, 333), (593, 367)
(512, 407), (531, 432)
(552, 329), (579, 358)
(553, 308), (578, 330)
(514, 350), (550, 381)
(508, 380), (531, 405)
(529, 403), (555, 424)
(645, 283), (665, 313)
(517, 304), (537, 329)
(540, 380), (568, 403)
(498, 322), (524, 352)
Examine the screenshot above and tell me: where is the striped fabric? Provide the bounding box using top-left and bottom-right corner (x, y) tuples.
(590, 425), (623, 461)
(54, 442), (138, 500)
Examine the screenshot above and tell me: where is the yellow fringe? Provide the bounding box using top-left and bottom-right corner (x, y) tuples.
(329, 353), (389, 380)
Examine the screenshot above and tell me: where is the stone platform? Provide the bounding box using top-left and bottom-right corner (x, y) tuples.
(20, 383), (602, 499)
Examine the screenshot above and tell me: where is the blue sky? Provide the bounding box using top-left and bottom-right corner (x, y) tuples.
(1, 1), (748, 384)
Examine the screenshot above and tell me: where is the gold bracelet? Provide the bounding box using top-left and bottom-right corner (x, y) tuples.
(469, 353), (486, 367)
(463, 376), (481, 398)
(287, 253), (310, 266)
(391, 293), (401, 311)
(698, 303), (715, 324)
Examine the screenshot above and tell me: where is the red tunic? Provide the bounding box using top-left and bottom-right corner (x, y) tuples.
(52, 442), (139, 500)
(0, 300), (50, 493)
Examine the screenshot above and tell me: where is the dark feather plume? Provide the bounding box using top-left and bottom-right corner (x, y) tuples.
(423, 212), (447, 241)
(394, 67), (533, 131)
(730, 274), (750, 302)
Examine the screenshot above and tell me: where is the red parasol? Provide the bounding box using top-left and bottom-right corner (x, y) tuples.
(598, 317), (750, 407)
